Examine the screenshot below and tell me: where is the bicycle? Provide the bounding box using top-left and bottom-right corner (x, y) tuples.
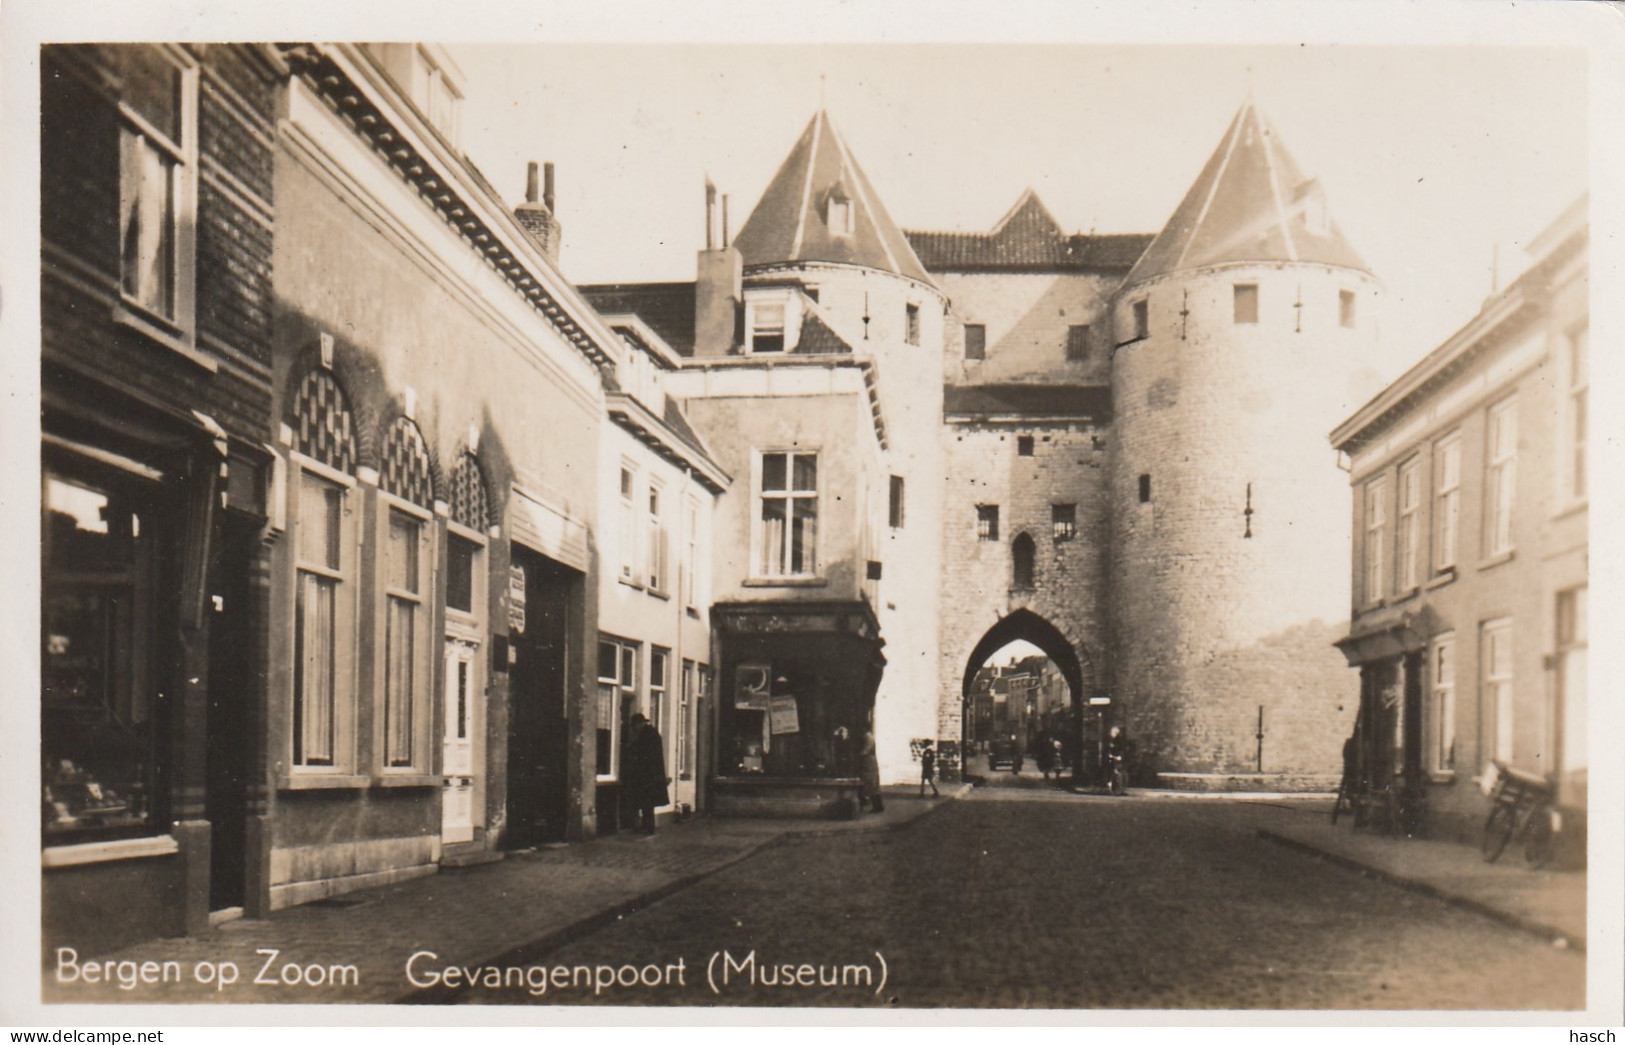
(1480, 761), (1558, 868)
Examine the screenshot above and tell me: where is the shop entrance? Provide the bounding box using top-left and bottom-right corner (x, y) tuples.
(503, 547), (573, 848)
(960, 610), (1090, 787)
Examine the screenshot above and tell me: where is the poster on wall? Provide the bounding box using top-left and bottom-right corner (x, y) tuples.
(734, 662), (770, 710)
(768, 693), (799, 735)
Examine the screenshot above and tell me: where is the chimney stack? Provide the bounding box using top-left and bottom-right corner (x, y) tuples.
(695, 181), (742, 356)
(514, 159), (562, 261)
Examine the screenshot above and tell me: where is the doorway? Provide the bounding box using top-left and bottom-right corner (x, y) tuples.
(205, 515), (256, 912)
(504, 547), (572, 848)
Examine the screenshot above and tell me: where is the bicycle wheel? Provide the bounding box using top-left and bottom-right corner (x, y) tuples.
(1524, 808), (1557, 868)
(1481, 803), (1517, 863)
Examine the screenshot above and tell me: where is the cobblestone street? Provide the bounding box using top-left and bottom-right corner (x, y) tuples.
(470, 790), (1585, 1010)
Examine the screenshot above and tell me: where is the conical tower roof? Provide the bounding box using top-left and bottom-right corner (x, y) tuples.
(1125, 101), (1368, 286)
(733, 110), (934, 286)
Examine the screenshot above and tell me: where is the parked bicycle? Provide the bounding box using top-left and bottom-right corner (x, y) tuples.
(1480, 760), (1557, 868)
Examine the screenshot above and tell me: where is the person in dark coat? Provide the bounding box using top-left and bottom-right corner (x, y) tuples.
(624, 713), (668, 834)
(919, 739), (939, 797)
(858, 729), (884, 813)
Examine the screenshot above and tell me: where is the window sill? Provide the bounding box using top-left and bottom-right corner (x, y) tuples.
(43, 834), (178, 869)
(1477, 549), (1515, 572)
(617, 575), (645, 591)
(647, 586), (671, 602)
(374, 773), (439, 788)
(280, 774), (370, 791)
(113, 300), (216, 373)
(1425, 569), (1457, 591)
(1390, 587), (1421, 606)
(1551, 499), (1588, 522)
(686, 606), (701, 620)
(742, 576), (828, 588)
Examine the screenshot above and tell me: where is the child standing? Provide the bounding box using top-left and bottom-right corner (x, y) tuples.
(919, 739), (940, 797)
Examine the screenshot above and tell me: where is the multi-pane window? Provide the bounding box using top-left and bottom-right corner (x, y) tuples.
(757, 451), (818, 577)
(905, 303), (921, 346)
(383, 510), (424, 768)
(596, 638), (637, 780)
(647, 483), (667, 592)
(1339, 289), (1357, 329)
(1484, 397), (1518, 557)
(1052, 503), (1076, 542)
(1397, 458), (1422, 592)
(964, 324), (986, 361)
(1430, 634), (1456, 773)
(684, 497), (700, 610)
(294, 472), (346, 767)
(1132, 299), (1149, 340)
(649, 648), (669, 736)
(1556, 587), (1587, 780)
(1233, 284), (1259, 324)
(117, 47), (196, 327)
(1364, 478), (1389, 604)
(749, 302), (786, 353)
(1481, 619), (1514, 764)
(1565, 326), (1588, 503)
(1066, 325), (1090, 362)
(1434, 434), (1461, 572)
(679, 660), (696, 779)
(976, 505), (999, 542)
(618, 465), (637, 583)
(889, 475), (905, 529)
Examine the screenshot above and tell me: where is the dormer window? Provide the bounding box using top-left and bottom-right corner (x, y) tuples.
(748, 301), (786, 354)
(827, 193), (853, 237)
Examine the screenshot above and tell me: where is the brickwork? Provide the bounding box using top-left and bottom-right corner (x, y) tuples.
(1108, 265), (1376, 774)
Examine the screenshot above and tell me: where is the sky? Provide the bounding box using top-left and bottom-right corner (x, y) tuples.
(449, 41), (1588, 384)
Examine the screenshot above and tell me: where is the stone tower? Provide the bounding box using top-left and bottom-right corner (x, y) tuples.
(1107, 101), (1379, 777)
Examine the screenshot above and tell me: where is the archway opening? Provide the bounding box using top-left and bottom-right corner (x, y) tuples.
(960, 610), (1091, 787)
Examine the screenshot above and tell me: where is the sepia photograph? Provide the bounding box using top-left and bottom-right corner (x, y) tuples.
(6, 0), (1619, 1028)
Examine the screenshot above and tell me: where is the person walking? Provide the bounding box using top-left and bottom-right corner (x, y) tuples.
(919, 739), (940, 797)
(624, 713), (668, 834)
(859, 728), (884, 813)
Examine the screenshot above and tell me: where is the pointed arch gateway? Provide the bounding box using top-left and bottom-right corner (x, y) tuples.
(960, 609), (1098, 782)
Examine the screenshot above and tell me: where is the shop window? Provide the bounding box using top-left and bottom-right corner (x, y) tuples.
(1430, 634), (1455, 774)
(1339, 289), (1357, 329)
(1066, 324), (1090, 362)
(1397, 458), (1421, 592)
(964, 324), (986, 361)
(1052, 503), (1076, 542)
(905, 303), (921, 346)
(1012, 533), (1036, 589)
(889, 475), (905, 529)
(1233, 284), (1259, 324)
(1364, 477), (1389, 604)
(1433, 433), (1460, 572)
(1484, 397), (1517, 557)
(115, 46), (197, 335)
(597, 638), (638, 780)
(1480, 619), (1514, 765)
(42, 467), (159, 843)
(756, 450), (818, 577)
(977, 505), (999, 542)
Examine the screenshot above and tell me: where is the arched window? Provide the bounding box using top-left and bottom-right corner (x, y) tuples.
(1012, 532), (1036, 589)
(291, 368), (357, 475)
(381, 417), (433, 507)
(449, 451), (490, 532)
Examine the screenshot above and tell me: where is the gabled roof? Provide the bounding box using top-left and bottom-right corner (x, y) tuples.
(1126, 101), (1368, 286)
(579, 282), (697, 355)
(906, 188), (1152, 273)
(733, 110), (934, 286)
(796, 309), (855, 355)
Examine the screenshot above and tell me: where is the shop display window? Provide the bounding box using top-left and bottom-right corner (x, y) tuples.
(722, 659), (866, 779)
(41, 467), (159, 842)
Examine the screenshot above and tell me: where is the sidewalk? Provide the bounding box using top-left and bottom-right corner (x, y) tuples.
(1250, 800), (1587, 952)
(41, 785), (964, 1006)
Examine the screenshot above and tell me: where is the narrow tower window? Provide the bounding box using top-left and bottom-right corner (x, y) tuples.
(1132, 299), (1149, 340)
(1339, 289), (1357, 328)
(1234, 284), (1259, 324)
(1017, 435), (1035, 457)
(905, 303), (921, 346)
(964, 324), (986, 361)
(1052, 503), (1076, 542)
(1138, 474), (1152, 504)
(1012, 533), (1036, 589)
(1066, 324), (1090, 361)
(977, 505), (1000, 541)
